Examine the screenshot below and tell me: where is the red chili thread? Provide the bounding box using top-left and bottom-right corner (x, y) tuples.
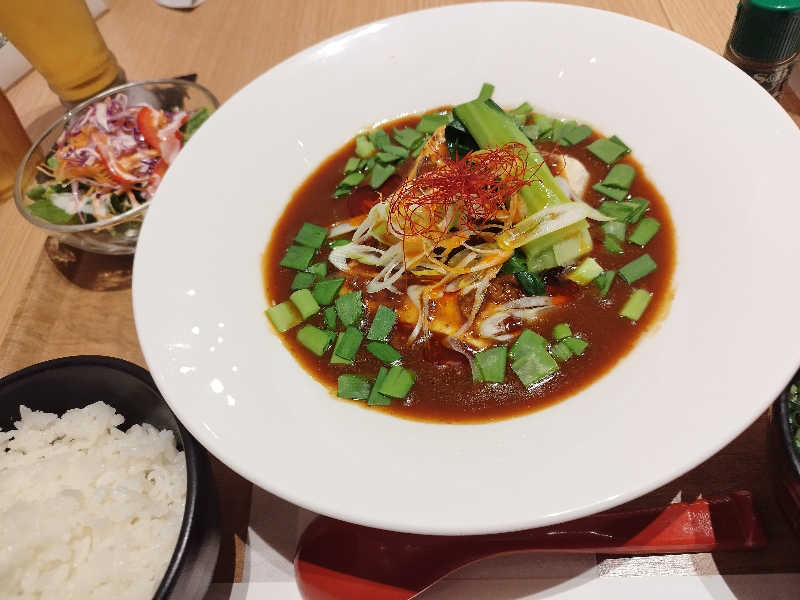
(387, 142), (532, 244)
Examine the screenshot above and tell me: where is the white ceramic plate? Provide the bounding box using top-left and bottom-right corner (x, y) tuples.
(133, 2), (800, 534)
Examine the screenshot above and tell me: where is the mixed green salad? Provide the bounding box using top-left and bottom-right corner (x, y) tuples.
(26, 93), (210, 226)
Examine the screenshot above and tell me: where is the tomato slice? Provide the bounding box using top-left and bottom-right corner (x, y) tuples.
(137, 106), (183, 163)
(137, 107), (163, 150)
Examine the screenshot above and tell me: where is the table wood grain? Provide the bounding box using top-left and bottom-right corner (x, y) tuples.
(1, 0), (798, 590)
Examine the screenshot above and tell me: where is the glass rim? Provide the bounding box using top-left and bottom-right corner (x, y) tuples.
(14, 78), (220, 233)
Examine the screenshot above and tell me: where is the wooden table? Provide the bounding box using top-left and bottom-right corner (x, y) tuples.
(2, 0), (799, 595)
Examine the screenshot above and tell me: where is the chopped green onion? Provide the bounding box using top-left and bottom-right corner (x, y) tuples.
(566, 257), (603, 285)
(333, 185), (353, 198)
(294, 223), (328, 249)
(628, 217), (661, 247)
(562, 124), (592, 145)
(556, 120), (577, 144)
(598, 201), (635, 221)
(307, 262), (327, 278)
(330, 332), (353, 365)
(46, 156), (59, 169)
(296, 325), (335, 356)
(628, 197), (649, 223)
(265, 301), (301, 333)
(620, 289), (653, 321)
(366, 305), (397, 341)
(603, 235), (624, 254)
(534, 114), (553, 138)
(551, 119), (565, 143)
(499, 252), (527, 274)
(601, 164), (636, 190)
(601, 221), (626, 240)
(550, 341), (572, 362)
(509, 329), (548, 363)
(417, 113), (451, 134)
(551, 233), (585, 266)
(343, 157), (361, 174)
(290, 271), (316, 291)
(521, 124), (539, 140)
(337, 374), (372, 400)
(552, 323), (572, 341)
(355, 135), (375, 158)
(609, 135), (631, 154)
(323, 305), (338, 330)
(594, 270), (616, 297)
(366, 341), (402, 364)
(383, 144), (409, 159)
(370, 164), (396, 188)
(312, 277), (346, 305)
(367, 367), (392, 406)
(563, 336), (589, 355)
(333, 326), (364, 361)
(290, 288), (320, 319)
(378, 366), (416, 398)
(376, 152), (401, 164)
(328, 239), (350, 248)
(508, 102), (533, 125)
(619, 254), (657, 284)
(340, 172), (365, 187)
(475, 346), (508, 383)
(511, 345), (559, 388)
(393, 127), (424, 149)
(368, 129), (392, 150)
(515, 271), (546, 295)
(335, 291), (363, 326)
(280, 245), (316, 271)
(587, 138), (628, 164)
(409, 136), (426, 157)
(592, 182), (628, 202)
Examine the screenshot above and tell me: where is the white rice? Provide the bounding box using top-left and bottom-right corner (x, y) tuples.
(0, 401), (187, 600)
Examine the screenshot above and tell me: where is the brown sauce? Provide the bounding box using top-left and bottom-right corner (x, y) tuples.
(263, 113), (676, 423)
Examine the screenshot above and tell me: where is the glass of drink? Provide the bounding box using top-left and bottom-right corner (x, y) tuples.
(0, 0), (124, 104)
(0, 91), (30, 202)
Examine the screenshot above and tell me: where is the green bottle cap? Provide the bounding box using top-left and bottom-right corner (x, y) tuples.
(729, 0), (800, 62)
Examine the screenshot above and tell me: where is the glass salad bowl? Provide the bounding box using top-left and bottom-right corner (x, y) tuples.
(14, 79), (219, 255)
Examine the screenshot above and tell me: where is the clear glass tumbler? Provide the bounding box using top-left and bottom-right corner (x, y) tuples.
(0, 90), (30, 203)
(0, 0), (124, 103)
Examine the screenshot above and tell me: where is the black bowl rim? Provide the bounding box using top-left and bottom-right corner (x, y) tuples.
(0, 355), (207, 599)
(775, 373), (800, 481)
